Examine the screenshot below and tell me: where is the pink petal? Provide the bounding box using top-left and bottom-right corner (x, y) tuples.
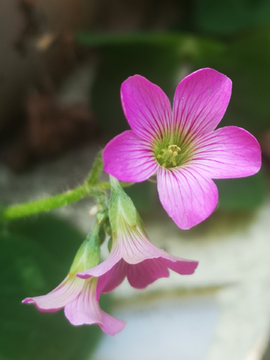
(77, 247), (122, 279)
(157, 166), (218, 230)
(100, 311), (126, 336)
(190, 126), (262, 179)
(118, 225), (175, 264)
(173, 68), (232, 140)
(96, 259), (127, 298)
(103, 130), (158, 182)
(121, 75), (172, 142)
(64, 279), (103, 326)
(161, 258), (198, 275)
(126, 258), (170, 289)
(22, 276), (84, 312)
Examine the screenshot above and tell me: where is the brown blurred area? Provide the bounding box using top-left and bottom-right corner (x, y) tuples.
(0, 0), (181, 172)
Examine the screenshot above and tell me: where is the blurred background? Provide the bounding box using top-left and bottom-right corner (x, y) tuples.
(0, 0), (270, 359)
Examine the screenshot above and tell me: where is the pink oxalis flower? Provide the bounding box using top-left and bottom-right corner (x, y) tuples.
(22, 228), (126, 336)
(103, 68), (261, 229)
(77, 177), (198, 289)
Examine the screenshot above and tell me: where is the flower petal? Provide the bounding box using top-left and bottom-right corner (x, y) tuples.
(126, 259), (169, 289)
(22, 275), (84, 312)
(96, 259), (127, 298)
(121, 75), (172, 142)
(100, 311), (126, 336)
(191, 126), (262, 179)
(157, 166), (218, 229)
(77, 247), (122, 279)
(103, 130), (158, 182)
(64, 279), (103, 326)
(161, 257), (198, 275)
(118, 224), (175, 264)
(173, 68), (232, 139)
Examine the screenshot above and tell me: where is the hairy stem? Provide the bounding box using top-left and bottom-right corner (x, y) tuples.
(0, 150), (133, 223)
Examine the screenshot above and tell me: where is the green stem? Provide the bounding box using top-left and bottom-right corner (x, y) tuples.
(0, 181), (133, 221)
(0, 184), (87, 220)
(0, 151), (103, 221)
(0, 174), (133, 222)
(0, 148), (134, 221)
(85, 151), (104, 185)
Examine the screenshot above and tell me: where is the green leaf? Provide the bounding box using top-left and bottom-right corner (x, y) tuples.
(215, 171), (267, 210)
(0, 215), (111, 360)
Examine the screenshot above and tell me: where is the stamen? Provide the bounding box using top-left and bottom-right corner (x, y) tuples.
(156, 143), (182, 168)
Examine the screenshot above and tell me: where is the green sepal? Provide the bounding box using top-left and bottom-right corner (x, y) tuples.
(69, 221), (100, 274)
(109, 176), (138, 233)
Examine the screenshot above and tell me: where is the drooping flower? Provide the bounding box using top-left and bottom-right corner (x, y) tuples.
(103, 68), (261, 229)
(22, 223), (126, 336)
(77, 177), (198, 290)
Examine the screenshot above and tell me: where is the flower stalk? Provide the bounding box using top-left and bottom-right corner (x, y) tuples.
(0, 151), (132, 222)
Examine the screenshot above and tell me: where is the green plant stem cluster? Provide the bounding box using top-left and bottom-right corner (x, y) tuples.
(0, 151), (132, 222)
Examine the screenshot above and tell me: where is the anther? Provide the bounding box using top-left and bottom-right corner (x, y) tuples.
(173, 151), (178, 157)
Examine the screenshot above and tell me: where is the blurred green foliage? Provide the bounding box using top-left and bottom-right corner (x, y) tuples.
(215, 171), (267, 210)
(0, 215), (110, 360)
(195, 30), (270, 136)
(194, 0), (270, 35)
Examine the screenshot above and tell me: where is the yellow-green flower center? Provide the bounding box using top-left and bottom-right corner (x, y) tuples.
(156, 144), (182, 168)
